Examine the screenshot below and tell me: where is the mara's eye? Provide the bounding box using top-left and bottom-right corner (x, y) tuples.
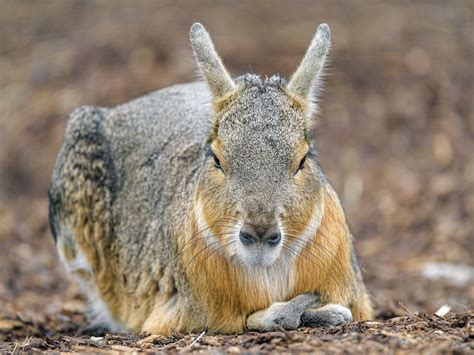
(296, 155), (307, 173)
(206, 147), (224, 172)
(213, 155), (222, 171)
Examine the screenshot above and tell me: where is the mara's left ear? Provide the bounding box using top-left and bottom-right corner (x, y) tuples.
(190, 23), (236, 100)
(287, 23), (331, 115)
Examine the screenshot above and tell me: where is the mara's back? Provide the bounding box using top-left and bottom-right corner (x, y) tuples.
(98, 81), (211, 269)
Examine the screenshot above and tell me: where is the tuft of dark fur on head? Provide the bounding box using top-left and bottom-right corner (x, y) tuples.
(235, 74), (288, 93)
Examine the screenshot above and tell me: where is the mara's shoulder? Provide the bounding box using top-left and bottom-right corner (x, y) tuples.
(104, 81), (211, 135)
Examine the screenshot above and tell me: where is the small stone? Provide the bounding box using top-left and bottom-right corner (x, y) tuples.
(227, 346), (241, 353)
(0, 319), (23, 331)
(89, 336), (105, 346)
(137, 334), (167, 345)
(110, 344), (139, 352)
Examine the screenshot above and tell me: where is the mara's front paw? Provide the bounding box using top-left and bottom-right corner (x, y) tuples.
(301, 303), (353, 327)
(246, 293), (318, 332)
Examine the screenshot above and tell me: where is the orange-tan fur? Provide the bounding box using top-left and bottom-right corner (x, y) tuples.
(163, 183), (373, 335)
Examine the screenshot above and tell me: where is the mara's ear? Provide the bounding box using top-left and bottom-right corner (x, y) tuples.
(287, 23), (331, 110)
(190, 23), (236, 99)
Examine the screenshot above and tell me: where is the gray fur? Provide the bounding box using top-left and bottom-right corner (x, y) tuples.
(247, 293), (319, 331)
(50, 83), (213, 326)
(301, 304), (353, 327)
(247, 294), (352, 331)
(93, 82), (211, 297)
(215, 74), (311, 230)
(190, 23), (235, 98)
(288, 23), (331, 106)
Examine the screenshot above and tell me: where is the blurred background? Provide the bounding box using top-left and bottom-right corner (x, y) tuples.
(0, 0), (472, 323)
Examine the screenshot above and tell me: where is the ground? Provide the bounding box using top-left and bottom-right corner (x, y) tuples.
(0, 311), (472, 352)
(0, 0), (472, 352)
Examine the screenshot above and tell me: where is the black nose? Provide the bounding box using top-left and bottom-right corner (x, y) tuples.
(264, 232), (282, 246)
(239, 231), (257, 246)
(239, 230), (282, 247)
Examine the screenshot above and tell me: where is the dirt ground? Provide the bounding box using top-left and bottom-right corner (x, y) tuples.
(0, 0), (473, 352)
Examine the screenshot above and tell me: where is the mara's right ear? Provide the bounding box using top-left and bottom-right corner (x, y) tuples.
(287, 24), (331, 114)
(190, 23), (236, 100)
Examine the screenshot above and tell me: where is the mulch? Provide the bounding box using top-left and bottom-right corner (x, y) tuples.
(1, 310), (472, 352)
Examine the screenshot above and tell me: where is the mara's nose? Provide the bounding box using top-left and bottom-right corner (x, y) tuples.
(239, 226), (282, 247)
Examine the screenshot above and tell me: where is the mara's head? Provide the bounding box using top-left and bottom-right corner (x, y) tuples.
(190, 23), (331, 268)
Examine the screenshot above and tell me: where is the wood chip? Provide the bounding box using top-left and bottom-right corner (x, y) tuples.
(435, 305), (451, 317)
(136, 334), (167, 346)
(0, 319), (23, 331)
(110, 344), (139, 352)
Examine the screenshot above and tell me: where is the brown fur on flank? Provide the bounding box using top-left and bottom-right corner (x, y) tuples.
(49, 22), (373, 335)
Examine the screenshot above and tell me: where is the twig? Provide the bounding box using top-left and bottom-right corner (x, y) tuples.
(398, 302), (416, 318)
(11, 342), (19, 354)
(185, 330), (206, 349)
(20, 336), (30, 352)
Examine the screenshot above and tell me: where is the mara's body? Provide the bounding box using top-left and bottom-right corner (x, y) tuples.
(49, 23), (373, 335)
